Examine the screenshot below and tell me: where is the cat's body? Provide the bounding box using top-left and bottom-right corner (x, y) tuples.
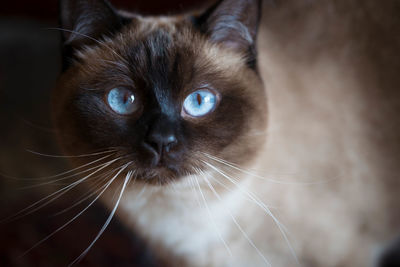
(53, 0), (400, 266)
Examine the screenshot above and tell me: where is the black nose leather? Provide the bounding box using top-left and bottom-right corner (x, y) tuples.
(147, 131), (177, 154)
(145, 117), (178, 157)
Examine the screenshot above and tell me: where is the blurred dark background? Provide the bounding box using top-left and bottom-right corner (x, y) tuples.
(0, 1), (208, 266)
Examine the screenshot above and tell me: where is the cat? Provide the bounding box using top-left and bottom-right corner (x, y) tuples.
(53, 0), (400, 266)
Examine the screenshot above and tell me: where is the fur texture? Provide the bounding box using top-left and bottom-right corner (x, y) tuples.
(53, 0), (400, 266)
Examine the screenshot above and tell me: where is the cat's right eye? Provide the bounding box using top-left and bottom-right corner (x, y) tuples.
(106, 87), (138, 115)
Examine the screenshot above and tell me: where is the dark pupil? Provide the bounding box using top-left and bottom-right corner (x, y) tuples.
(196, 93), (202, 105)
(123, 92), (130, 104)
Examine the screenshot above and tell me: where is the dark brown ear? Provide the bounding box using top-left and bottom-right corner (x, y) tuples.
(59, 0), (129, 69)
(196, 0), (262, 68)
(59, 0), (125, 46)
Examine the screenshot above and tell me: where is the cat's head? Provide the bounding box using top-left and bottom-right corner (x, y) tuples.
(53, 0), (267, 184)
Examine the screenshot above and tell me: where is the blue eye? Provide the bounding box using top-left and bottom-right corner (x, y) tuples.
(107, 87), (137, 115)
(183, 89), (218, 117)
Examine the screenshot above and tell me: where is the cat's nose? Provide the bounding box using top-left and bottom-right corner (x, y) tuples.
(144, 117), (178, 163)
(146, 131), (178, 155)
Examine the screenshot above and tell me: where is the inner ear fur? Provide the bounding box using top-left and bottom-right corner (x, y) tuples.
(195, 0), (262, 68)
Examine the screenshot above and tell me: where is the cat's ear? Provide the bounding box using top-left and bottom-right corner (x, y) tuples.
(196, 0), (262, 67)
(59, 0), (126, 50)
(59, 0), (123, 46)
(59, 0), (130, 70)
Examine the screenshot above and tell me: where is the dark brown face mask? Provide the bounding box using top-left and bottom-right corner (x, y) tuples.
(53, 0), (267, 184)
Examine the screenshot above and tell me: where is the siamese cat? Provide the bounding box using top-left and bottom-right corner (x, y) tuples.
(52, 0), (400, 266)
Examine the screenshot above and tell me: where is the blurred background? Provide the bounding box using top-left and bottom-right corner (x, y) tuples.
(0, 1), (207, 266)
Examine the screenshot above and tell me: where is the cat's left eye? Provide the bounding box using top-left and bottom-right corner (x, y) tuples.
(106, 87), (138, 115)
(182, 89), (219, 118)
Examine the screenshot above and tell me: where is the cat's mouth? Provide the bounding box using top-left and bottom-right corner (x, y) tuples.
(133, 165), (186, 185)
(133, 142), (190, 183)
(123, 157), (182, 185)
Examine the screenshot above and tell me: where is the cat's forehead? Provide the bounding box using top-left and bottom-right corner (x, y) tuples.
(75, 16), (247, 77)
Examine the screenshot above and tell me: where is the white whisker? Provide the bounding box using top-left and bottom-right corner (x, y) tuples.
(19, 157), (123, 189)
(203, 152), (334, 185)
(50, 168), (119, 217)
(127, 172), (137, 187)
(46, 28), (129, 66)
(200, 172), (271, 266)
(19, 163), (130, 259)
(99, 59), (128, 70)
(187, 174), (203, 210)
(26, 149), (116, 159)
(1, 156), (123, 224)
(1, 153), (115, 182)
(135, 184), (148, 200)
(202, 160), (299, 265)
(193, 174), (232, 257)
(206, 172), (279, 210)
(21, 118), (57, 133)
(68, 169), (132, 266)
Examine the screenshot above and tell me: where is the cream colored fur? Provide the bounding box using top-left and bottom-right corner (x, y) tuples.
(102, 1), (400, 266)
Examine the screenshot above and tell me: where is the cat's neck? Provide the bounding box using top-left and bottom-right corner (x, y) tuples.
(112, 174), (252, 266)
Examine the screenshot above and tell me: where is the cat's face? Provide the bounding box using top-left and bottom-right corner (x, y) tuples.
(53, 0), (266, 184)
